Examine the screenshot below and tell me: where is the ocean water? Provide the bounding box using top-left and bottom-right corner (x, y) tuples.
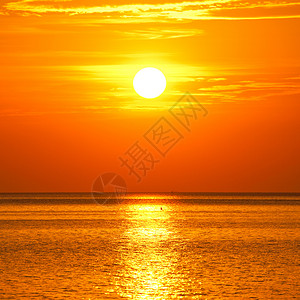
(0, 193), (299, 299)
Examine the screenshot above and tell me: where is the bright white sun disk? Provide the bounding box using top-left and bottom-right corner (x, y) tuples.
(133, 67), (166, 99)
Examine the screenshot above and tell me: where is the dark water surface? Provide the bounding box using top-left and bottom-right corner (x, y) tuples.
(0, 193), (299, 299)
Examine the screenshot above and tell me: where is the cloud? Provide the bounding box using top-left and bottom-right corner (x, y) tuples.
(2, 0), (300, 21)
(194, 74), (300, 102)
(121, 28), (203, 39)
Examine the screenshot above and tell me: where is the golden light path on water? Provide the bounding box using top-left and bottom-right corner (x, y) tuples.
(108, 199), (203, 299)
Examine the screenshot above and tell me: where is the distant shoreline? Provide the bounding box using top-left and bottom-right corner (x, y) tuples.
(0, 192), (299, 205)
(0, 192), (300, 196)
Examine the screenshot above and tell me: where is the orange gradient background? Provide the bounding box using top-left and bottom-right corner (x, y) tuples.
(0, 0), (299, 192)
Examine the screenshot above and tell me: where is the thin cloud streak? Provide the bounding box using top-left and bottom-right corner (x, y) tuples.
(3, 0), (300, 22)
(120, 28), (204, 40)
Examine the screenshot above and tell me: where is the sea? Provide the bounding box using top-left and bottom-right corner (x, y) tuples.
(0, 193), (299, 299)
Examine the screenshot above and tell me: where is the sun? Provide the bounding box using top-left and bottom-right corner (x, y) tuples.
(133, 67), (167, 99)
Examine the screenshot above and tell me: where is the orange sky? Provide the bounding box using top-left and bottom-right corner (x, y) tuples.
(0, 0), (299, 192)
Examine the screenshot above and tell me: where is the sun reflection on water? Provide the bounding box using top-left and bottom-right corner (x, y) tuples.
(112, 203), (182, 299)
(118, 193), (180, 202)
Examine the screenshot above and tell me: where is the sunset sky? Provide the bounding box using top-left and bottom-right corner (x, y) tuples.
(0, 0), (299, 192)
